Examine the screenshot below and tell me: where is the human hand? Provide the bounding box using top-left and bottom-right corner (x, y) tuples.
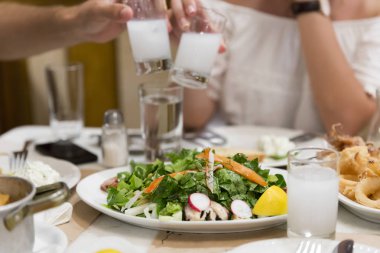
(72, 0), (133, 43)
(169, 0), (226, 53)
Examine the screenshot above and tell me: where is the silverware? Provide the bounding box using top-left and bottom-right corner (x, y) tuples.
(332, 239), (354, 253)
(184, 130), (227, 147)
(289, 132), (321, 143)
(296, 240), (322, 253)
(10, 139), (33, 171)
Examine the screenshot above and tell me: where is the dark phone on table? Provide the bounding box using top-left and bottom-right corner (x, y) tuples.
(35, 142), (97, 165)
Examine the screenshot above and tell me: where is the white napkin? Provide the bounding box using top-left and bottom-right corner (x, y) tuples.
(34, 202), (73, 226)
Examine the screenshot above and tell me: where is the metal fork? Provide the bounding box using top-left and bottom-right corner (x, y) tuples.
(296, 240), (322, 253)
(10, 139), (33, 171)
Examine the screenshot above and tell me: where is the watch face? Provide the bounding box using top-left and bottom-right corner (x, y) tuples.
(319, 0), (331, 16)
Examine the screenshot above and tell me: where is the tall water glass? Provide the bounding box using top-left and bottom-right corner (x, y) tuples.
(170, 8), (226, 89)
(125, 0), (172, 75)
(139, 82), (183, 161)
(287, 147), (339, 238)
(45, 63), (84, 142)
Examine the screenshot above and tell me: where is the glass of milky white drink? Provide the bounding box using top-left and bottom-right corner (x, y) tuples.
(139, 82), (183, 161)
(125, 0), (172, 75)
(170, 8), (226, 89)
(287, 147), (339, 238)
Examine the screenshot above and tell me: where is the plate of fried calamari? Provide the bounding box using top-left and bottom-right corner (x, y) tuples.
(327, 125), (380, 223)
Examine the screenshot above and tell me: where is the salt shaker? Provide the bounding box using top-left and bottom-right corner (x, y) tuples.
(101, 109), (128, 168)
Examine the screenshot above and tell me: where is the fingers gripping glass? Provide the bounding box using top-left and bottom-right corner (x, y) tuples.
(170, 7), (226, 89)
(125, 0), (172, 75)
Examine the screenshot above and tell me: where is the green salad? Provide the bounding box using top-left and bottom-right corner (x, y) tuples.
(103, 149), (286, 221)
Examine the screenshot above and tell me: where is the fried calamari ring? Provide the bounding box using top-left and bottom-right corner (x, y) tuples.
(339, 175), (358, 200)
(367, 158), (380, 177)
(355, 177), (380, 209)
(327, 123), (365, 151)
(339, 146), (369, 176)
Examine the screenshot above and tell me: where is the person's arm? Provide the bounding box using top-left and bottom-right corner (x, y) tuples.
(183, 88), (216, 130)
(0, 0), (132, 60)
(296, 12), (376, 135)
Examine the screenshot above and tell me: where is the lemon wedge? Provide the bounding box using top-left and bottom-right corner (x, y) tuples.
(252, 185), (287, 216)
(96, 249), (122, 253)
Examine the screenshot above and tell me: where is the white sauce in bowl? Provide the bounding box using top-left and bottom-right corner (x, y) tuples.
(14, 161), (60, 187)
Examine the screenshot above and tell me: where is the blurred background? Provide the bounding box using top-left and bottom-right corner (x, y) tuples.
(0, 0), (174, 134)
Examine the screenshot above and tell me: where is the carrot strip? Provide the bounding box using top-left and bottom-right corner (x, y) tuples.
(144, 170), (196, 193)
(196, 151), (268, 187)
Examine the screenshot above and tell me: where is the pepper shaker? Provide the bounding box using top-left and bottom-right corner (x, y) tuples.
(101, 109), (128, 168)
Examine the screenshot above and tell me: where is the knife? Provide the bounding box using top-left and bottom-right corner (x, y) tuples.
(332, 239), (354, 253)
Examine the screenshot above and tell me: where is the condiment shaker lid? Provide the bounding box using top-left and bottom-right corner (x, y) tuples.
(103, 109), (124, 126)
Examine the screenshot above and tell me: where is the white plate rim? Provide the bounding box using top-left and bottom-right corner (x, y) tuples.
(76, 167), (287, 233)
(227, 238), (380, 253)
(339, 193), (380, 223)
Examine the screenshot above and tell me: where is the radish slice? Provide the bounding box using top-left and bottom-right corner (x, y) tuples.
(231, 200), (252, 219)
(188, 193), (211, 212)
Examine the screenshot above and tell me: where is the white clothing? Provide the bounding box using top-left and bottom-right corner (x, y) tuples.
(204, 0), (380, 133)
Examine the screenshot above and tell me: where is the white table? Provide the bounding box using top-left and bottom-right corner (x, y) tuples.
(1, 125), (380, 253)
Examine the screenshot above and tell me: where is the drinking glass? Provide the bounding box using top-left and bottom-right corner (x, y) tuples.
(45, 62), (84, 142)
(367, 88), (380, 145)
(139, 82), (183, 161)
(170, 7), (226, 89)
(287, 147), (339, 238)
(125, 0), (172, 75)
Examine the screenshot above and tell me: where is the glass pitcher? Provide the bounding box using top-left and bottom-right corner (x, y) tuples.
(367, 88), (380, 145)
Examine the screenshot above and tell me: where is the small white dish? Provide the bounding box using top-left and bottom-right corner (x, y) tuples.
(0, 154), (81, 189)
(227, 238), (380, 253)
(67, 235), (143, 253)
(209, 126), (327, 167)
(33, 221), (68, 253)
(76, 167), (287, 233)
(339, 193), (380, 223)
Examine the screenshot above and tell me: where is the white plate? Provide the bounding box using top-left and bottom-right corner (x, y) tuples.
(211, 126), (328, 167)
(33, 221), (68, 253)
(0, 154), (81, 189)
(228, 238), (380, 253)
(339, 193), (380, 223)
(76, 167), (287, 233)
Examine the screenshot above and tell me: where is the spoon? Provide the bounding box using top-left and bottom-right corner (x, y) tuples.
(332, 239), (354, 253)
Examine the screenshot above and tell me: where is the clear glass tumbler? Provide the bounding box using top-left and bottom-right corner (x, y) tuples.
(125, 0), (172, 75)
(367, 88), (380, 145)
(287, 147), (339, 238)
(170, 7), (226, 89)
(139, 82), (183, 161)
(45, 62), (84, 142)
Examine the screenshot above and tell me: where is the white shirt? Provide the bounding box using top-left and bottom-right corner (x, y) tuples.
(204, 0), (380, 133)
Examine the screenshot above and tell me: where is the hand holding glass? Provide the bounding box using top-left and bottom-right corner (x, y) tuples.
(287, 147), (339, 238)
(125, 0), (172, 75)
(170, 8), (226, 89)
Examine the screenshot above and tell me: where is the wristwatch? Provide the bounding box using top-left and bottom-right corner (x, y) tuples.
(291, 0), (331, 17)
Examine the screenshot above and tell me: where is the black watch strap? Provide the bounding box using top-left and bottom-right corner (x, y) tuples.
(291, 1), (321, 16)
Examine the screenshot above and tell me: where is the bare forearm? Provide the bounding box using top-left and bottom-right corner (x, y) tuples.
(0, 3), (79, 60)
(183, 88), (216, 130)
(297, 13), (376, 134)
